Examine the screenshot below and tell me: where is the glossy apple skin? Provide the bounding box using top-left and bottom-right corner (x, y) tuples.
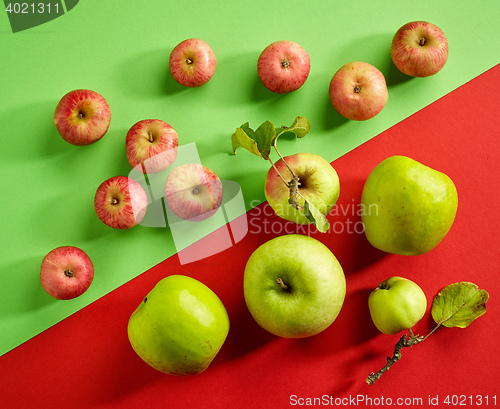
(54, 89), (111, 145)
(361, 156), (458, 255)
(265, 153), (340, 225)
(40, 246), (94, 300)
(257, 40), (310, 93)
(126, 119), (178, 174)
(169, 39), (216, 87)
(94, 176), (148, 229)
(127, 275), (230, 375)
(243, 234), (346, 338)
(391, 21), (448, 77)
(329, 62), (388, 121)
(368, 276), (427, 335)
(165, 163), (223, 221)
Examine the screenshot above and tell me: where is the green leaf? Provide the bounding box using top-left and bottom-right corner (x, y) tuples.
(431, 282), (489, 328)
(231, 124), (262, 158)
(274, 116), (310, 144)
(231, 116), (310, 160)
(303, 200), (330, 233)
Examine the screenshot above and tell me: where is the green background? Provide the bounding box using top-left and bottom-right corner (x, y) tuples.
(0, 0), (498, 356)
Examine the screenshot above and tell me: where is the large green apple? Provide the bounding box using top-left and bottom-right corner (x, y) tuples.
(265, 152), (340, 225)
(368, 276), (427, 335)
(127, 275), (229, 375)
(243, 234), (346, 338)
(361, 155), (458, 255)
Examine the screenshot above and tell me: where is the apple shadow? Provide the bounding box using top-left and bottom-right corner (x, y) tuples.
(323, 95), (350, 130)
(384, 57), (415, 87)
(116, 47), (188, 97)
(1, 101), (77, 160)
(223, 302), (277, 360)
(0, 256), (57, 320)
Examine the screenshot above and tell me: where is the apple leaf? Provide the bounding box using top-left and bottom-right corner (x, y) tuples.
(231, 122), (272, 160)
(431, 282), (489, 329)
(231, 116), (310, 160)
(273, 116), (311, 142)
(303, 200), (330, 233)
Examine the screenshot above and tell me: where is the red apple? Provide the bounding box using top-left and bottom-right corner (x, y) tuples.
(94, 176), (148, 229)
(165, 163), (223, 221)
(169, 39), (216, 87)
(391, 21), (448, 77)
(126, 119), (179, 174)
(40, 246), (94, 300)
(54, 89), (111, 145)
(257, 40), (310, 93)
(329, 61), (388, 121)
(265, 152), (340, 225)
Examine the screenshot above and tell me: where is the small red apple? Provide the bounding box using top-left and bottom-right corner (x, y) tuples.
(54, 89), (111, 145)
(169, 39), (216, 87)
(165, 163), (223, 221)
(94, 176), (148, 229)
(126, 119), (179, 174)
(391, 21), (448, 77)
(257, 40), (310, 93)
(329, 61), (388, 121)
(40, 246), (94, 300)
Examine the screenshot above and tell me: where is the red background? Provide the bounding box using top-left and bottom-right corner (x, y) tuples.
(1, 65), (499, 408)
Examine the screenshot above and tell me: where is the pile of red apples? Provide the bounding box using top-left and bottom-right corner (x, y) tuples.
(40, 21), (448, 300)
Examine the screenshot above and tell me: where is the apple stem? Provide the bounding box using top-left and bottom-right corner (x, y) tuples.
(419, 37), (426, 46)
(147, 130), (154, 143)
(266, 156), (304, 211)
(186, 58), (193, 64)
(366, 329), (424, 385)
(276, 278), (290, 291)
(64, 269), (74, 278)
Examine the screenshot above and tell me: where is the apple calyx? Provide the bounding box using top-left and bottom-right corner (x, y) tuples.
(231, 116), (330, 233)
(281, 59), (290, 68)
(354, 85), (361, 93)
(64, 269), (74, 278)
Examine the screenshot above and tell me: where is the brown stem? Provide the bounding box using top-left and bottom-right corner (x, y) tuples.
(419, 37), (426, 46)
(147, 130), (154, 143)
(366, 330), (424, 385)
(276, 278), (289, 291)
(64, 269), (74, 278)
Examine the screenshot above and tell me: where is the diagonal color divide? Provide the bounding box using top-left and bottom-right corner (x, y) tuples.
(4, 0), (79, 32)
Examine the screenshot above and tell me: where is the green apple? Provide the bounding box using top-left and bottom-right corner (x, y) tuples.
(368, 276), (427, 335)
(243, 234), (346, 338)
(265, 152), (340, 225)
(361, 155), (458, 255)
(127, 275), (229, 375)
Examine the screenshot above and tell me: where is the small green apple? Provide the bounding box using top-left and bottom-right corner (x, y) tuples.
(265, 152), (340, 225)
(368, 276), (427, 335)
(127, 275), (229, 375)
(243, 234), (346, 338)
(361, 155), (458, 255)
